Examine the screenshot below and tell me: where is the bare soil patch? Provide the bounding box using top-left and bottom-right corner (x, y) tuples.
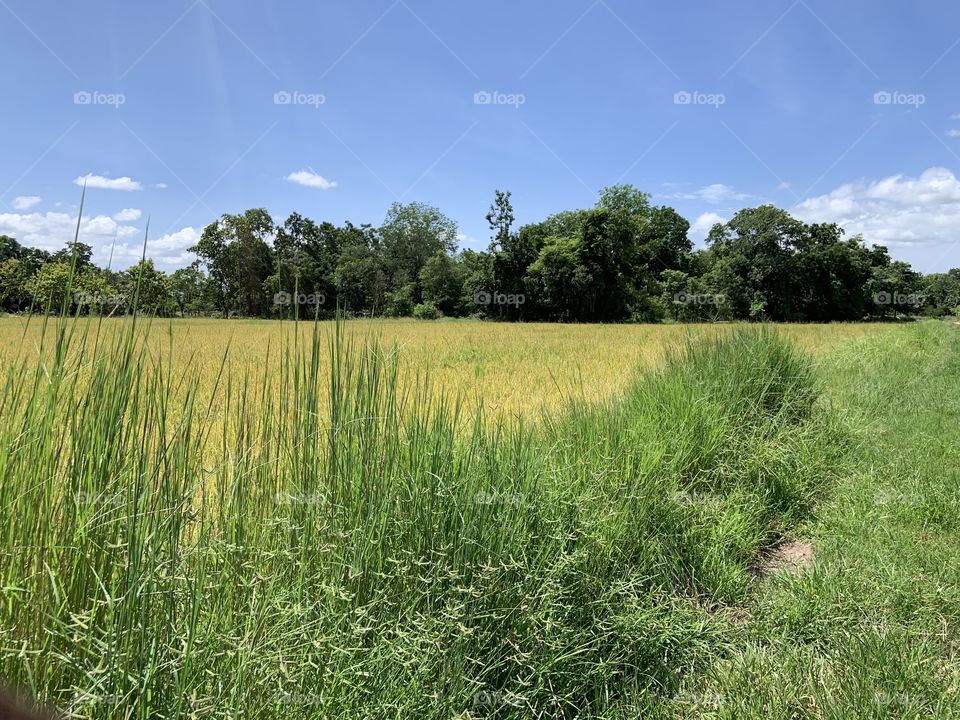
(752, 539), (814, 578)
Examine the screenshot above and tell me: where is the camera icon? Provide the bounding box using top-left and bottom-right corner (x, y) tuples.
(673, 292), (690, 305)
(673, 91), (692, 105)
(74, 91), (92, 105)
(473, 91), (492, 105)
(873, 91), (892, 105)
(273, 91), (292, 105)
(873, 291), (892, 305)
(473, 291), (491, 305)
(273, 291), (292, 306)
(474, 491), (492, 505)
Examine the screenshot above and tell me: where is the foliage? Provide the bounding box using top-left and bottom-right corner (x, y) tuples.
(412, 300), (441, 319)
(1, 192), (956, 321)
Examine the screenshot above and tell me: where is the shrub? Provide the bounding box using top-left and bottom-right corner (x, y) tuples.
(384, 283), (416, 317)
(412, 301), (441, 320)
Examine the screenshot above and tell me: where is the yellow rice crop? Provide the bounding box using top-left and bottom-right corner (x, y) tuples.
(0, 317), (883, 423)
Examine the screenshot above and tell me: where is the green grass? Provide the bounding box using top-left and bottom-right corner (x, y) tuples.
(672, 320), (960, 719)
(0, 317), (957, 718)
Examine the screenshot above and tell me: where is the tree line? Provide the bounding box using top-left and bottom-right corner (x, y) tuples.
(1, 185), (958, 321)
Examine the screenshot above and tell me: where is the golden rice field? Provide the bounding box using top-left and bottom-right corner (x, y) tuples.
(0, 317), (884, 422)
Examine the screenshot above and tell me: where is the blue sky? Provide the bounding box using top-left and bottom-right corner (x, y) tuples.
(2, 0), (960, 272)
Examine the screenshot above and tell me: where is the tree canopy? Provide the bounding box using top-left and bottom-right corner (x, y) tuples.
(0, 190), (956, 322)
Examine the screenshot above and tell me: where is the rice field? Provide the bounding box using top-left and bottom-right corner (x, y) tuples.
(1, 316), (956, 719)
(0, 317), (880, 422)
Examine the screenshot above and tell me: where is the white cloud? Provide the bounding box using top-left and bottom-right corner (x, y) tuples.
(794, 166), (960, 248)
(114, 208), (142, 222)
(690, 212), (726, 240)
(948, 129), (960, 137)
(154, 183), (168, 189)
(109, 227), (200, 270)
(670, 183), (754, 204)
(951, 113), (960, 120)
(0, 211), (140, 253)
(74, 174), (143, 191)
(12, 196), (41, 210)
(0, 209), (200, 270)
(285, 170), (337, 190)
(455, 232), (483, 249)
(0, 201), (203, 270)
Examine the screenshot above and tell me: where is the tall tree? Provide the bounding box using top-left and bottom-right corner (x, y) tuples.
(169, 263), (207, 317)
(123, 259), (174, 316)
(25, 263), (73, 313)
(191, 209), (275, 317)
(0, 259), (30, 311)
(333, 223), (387, 315)
(380, 202), (458, 306)
(705, 205), (806, 320)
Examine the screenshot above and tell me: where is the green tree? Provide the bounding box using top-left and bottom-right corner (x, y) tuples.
(485, 190), (514, 318)
(705, 206), (806, 320)
(640, 206), (692, 277)
(0, 258), (30, 312)
(867, 259), (923, 319)
(269, 212), (339, 313)
(420, 251), (466, 316)
(0, 236), (23, 263)
(485, 189), (515, 256)
(333, 224), (387, 316)
(50, 241), (95, 273)
(169, 264), (207, 316)
(191, 221), (232, 317)
(74, 268), (125, 316)
(123, 259), (174, 316)
(380, 202), (458, 307)
(25, 262), (73, 312)
(921, 268), (960, 316)
(192, 209), (276, 317)
(525, 235), (590, 321)
(458, 249), (494, 316)
(792, 227), (873, 321)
